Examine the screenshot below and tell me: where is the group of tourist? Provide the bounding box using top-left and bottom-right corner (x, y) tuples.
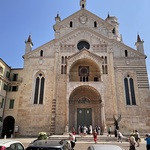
(77, 125), (101, 136)
(69, 126), (99, 149)
(69, 126), (150, 150)
(128, 130), (150, 150)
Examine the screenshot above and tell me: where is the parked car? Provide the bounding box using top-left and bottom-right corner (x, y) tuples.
(87, 144), (124, 150)
(0, 139), (25, 150)
(26, 139), (71, 150)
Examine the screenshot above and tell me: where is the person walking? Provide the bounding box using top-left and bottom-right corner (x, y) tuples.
(107, 126), (111, 137)
(134, 130), (140, 147)
(117, 130), (123, 143)
(93, 130), (98, 144)
(129, 136), (136, 150)
(145, 134), (150, 150)
(69, 133), (76, 150)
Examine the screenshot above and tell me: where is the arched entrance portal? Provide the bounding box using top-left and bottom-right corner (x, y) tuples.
(1, 116), (15, 138)
(69, 85), (102, 132)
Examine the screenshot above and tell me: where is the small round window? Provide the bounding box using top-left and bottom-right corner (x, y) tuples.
(77, 41), (90, 50)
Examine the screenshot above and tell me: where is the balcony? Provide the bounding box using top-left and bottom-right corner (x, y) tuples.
(9, 77), (23, 85)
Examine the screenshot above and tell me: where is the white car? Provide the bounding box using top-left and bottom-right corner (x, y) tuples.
(0, 139), (25, 150)
(87, 144), (124, 150)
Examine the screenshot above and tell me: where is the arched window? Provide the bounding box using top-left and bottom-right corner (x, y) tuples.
(33, 73), (45, 104)
(105, 56), (107, 64)
(112, 28), (116, 34)
(124, 78), (130, 105)
(61, 56), (64, 64)
(82, 4), (84, 8)
(130, 78), (136, 105)
(40, 50), (43, 56)
(61, 65), (63, 74)
(124, 75), (136, 105)
(94, 21), (97, 28)
(70, 21), (73, 28)
(65, 56), (67, 64)
(61, 65), (67, 74)
(125, 50), (128, 57)
(102, 56), (108, 74)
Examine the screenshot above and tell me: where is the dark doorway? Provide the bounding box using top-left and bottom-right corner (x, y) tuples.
(77, 108), (92, 128)
(1, 116), (15, 138)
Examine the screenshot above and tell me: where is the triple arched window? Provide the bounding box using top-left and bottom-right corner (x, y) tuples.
(33, 73), (45, 104)
(124, 75), (136, 105)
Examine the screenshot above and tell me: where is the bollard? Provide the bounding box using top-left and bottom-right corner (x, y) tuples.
(4, 135), (6, 139)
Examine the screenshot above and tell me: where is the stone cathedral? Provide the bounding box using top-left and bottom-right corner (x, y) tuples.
(0, 0), (150, 137)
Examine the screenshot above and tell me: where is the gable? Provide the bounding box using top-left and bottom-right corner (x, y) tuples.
(53, 9), (113, 40)
(23, 40), (55, 59)
(67, 49), (103, 71)
(113, 41), (147, 58)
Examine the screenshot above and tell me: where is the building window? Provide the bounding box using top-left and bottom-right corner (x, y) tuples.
(70, 21), (73, 27)
(12, 74), (18, 81)
(61, 65), (67, 74)
(6, 71), (10, 79)
(82, 4), (85, 8)
(80, 76), (88, 82)
(124, 75), (136, 105)
(9, 99), (14, 109)
(61, 56), (67, 74)
(79, 66), (89, 82)
(125, 50), (128, 57)
(112, 28), (116, 34)
(34, 73), (45, 104)
(3, 84), (8, 91)
(12, 86), (18, 91)
(77, 41), (90, 50)
(0, 98), (4, 108)
(61, 56), (65, 64)
(40, 50), (43, 56)
(94, 21), (97, 28)
(0, 66), (3, 74)
(102, 56), (108, 74)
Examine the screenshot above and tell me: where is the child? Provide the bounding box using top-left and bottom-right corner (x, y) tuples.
(93, 130), (98, 144)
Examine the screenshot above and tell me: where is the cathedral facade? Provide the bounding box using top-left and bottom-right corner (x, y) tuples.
(0, 0), (150, 137)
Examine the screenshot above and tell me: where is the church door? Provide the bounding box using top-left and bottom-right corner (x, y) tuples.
(77, 108), (92, 128)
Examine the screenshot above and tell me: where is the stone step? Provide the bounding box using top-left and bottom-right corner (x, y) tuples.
(48, 134), (128, 142)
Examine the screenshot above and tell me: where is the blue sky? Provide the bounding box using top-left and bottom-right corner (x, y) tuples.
(0, 0), (150, 83)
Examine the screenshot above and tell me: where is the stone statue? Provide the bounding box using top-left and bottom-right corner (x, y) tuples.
(65, 124), (69, 133)
(113, 114), (121, 130)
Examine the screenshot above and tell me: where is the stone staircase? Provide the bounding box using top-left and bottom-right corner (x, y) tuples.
(49, 134), (128, 142)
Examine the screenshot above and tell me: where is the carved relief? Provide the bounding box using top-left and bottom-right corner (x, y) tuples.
(79, 15), (88, 24)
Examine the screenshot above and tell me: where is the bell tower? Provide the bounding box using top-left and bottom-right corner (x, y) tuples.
(80, 0), (86, 9)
